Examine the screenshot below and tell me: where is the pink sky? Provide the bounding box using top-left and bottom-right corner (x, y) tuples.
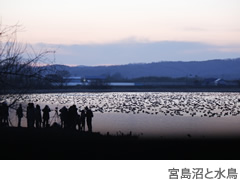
(1, 0), (240, 65)
(1, 0), (240, 45)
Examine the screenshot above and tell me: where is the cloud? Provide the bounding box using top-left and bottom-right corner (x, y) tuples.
(113, 36), (151, 44)
(184, 27), (208, 31)
(210, 47), (240, 53)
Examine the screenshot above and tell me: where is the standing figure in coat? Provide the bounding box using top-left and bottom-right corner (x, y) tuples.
(35, 104), (42, 128)
(59, 106), (68, 128)
(80, 109), (86, 131)
(68, 105), (78, 129)
(27, 103), (35, 128)
(16, 104), (23, 127)
(42, 105), (51, 128)
(85, 106), (93, 132)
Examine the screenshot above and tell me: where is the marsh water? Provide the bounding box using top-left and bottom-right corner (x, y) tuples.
(4, 92), (240, 138)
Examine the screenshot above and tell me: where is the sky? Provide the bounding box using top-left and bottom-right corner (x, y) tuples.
(1, 0), (240, 66)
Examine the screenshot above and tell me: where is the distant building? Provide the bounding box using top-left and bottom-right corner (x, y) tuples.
(214, 78), (238, 86)
(202, 78), (217, 86)
(82, 76), (107, 86)
(109, 82), (135, 86)
(214, 78), (225, 86)
(135, 82), (187, 87)
(56, 76), (108, 87)
(63, 76), (83, 86)
(202, 78), (239, 87)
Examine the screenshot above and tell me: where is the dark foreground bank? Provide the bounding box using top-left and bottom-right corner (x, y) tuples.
(1, 127), (240, 160)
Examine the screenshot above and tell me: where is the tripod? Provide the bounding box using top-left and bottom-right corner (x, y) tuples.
(50, 108), (60, 125)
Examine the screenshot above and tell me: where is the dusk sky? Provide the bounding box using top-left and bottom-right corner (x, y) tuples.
(1, 0), (240, 66)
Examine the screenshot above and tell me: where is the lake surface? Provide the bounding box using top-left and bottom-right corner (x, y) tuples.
(4, 92), (240, 138)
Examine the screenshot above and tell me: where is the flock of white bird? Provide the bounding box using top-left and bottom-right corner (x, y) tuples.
(4, 92), (240, 118)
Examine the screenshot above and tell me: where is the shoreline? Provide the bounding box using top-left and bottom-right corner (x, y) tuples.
(3, 87), (240, 95)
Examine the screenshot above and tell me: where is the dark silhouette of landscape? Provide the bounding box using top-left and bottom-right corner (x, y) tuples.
(1, 127), (240, 160)
(51, 58), (240, 80)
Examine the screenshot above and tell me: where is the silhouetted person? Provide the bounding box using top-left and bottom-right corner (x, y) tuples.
(27, 103), (35, 128)
(85, 106), (93, 132)
(68, 105), (78, 129)
(59, 106), (68, 128)
(0, 103), (3, 126)
(42, 105), (51, 128)
(2, 102), (9, 127)
(35, 104), (42, 128)
(80, 109), (86, 131)
(16, 104), (23, 127)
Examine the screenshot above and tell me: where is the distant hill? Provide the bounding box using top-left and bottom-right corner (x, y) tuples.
(51, 58), (240, 80)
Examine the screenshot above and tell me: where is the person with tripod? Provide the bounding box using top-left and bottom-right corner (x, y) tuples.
(50, 107), (61, 128)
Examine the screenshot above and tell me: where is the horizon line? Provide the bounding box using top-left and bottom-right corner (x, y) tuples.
(50, 57), (240, 67)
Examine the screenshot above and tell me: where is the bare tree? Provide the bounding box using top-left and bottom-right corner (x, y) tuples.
(0, 23), (55, 106)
